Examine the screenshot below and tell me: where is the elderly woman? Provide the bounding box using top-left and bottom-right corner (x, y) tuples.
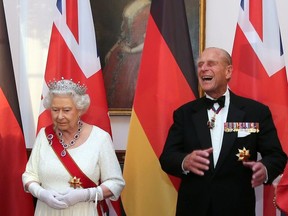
(22, 79), (125, 216)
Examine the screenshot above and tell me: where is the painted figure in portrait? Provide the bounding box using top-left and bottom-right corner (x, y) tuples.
(103, 0), (151, 109)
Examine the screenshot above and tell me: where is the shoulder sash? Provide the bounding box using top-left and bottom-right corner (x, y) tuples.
(45, 125), (108, 215)
(45, 124), (96, 188)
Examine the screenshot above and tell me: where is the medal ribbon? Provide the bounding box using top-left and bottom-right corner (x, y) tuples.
(207, 106), (223, 129)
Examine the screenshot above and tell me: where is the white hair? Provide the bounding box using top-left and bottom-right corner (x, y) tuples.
(43, 90), (90, 113)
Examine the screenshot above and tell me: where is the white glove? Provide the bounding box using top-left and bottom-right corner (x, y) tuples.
(28, 182), (68, 209)
(59, 186), (104, 206)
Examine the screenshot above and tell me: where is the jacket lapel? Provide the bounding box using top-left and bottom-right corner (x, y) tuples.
(193, 108), (212, 149)
(192, 99), (215, 170)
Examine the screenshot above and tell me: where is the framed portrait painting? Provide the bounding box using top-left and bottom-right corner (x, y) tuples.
(91, 0), (205, 115)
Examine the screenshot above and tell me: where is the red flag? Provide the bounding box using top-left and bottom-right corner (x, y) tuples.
(230, 0), (288, 215)
(122, 0), (198, 214)
(37, 0), (121, 214)
(0, 1), (34, 215)
(275, 165), (288, 214)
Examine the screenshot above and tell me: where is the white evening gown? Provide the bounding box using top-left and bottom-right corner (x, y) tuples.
(23, 126), (125, 216)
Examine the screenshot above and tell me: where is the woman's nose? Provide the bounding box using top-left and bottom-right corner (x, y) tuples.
(58, 111), (64, 119)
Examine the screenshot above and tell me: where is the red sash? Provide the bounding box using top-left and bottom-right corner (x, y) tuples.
(45, 125), (108, 215)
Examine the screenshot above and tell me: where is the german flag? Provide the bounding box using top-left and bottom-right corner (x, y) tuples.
(0, 1), (34, 215)
(122, 0), (198, 215)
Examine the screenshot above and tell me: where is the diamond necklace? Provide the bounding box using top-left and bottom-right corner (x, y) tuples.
(58, 120), (83, 157)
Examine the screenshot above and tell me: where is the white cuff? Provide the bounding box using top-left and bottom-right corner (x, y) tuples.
(181, 159), (190, 175)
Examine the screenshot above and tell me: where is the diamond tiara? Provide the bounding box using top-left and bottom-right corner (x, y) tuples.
(47, 78), (87, 95)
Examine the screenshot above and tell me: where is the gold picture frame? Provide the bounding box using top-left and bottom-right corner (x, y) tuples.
(91, 0), (205, 115)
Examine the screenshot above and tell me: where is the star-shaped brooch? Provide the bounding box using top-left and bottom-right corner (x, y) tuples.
(236, 147), (250, 161)
(69, 176), (82, 189)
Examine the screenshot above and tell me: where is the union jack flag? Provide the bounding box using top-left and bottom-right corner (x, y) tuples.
(37, 0), (121, 215)
(230, 0), (288, 216)
(37, 0), (111, 134)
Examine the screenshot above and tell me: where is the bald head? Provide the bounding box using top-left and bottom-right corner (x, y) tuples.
(201, 47), (232, 66)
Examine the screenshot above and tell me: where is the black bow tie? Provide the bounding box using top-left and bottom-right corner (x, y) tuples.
(205, 96), (225, 109)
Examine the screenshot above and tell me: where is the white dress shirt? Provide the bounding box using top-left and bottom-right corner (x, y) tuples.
(206, 89), (230, 166)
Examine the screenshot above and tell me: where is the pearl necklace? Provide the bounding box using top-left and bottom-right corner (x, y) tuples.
(58, 120), (83, 157)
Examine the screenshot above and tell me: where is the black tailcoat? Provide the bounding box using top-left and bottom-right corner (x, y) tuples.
(160, 91), (287, 216)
